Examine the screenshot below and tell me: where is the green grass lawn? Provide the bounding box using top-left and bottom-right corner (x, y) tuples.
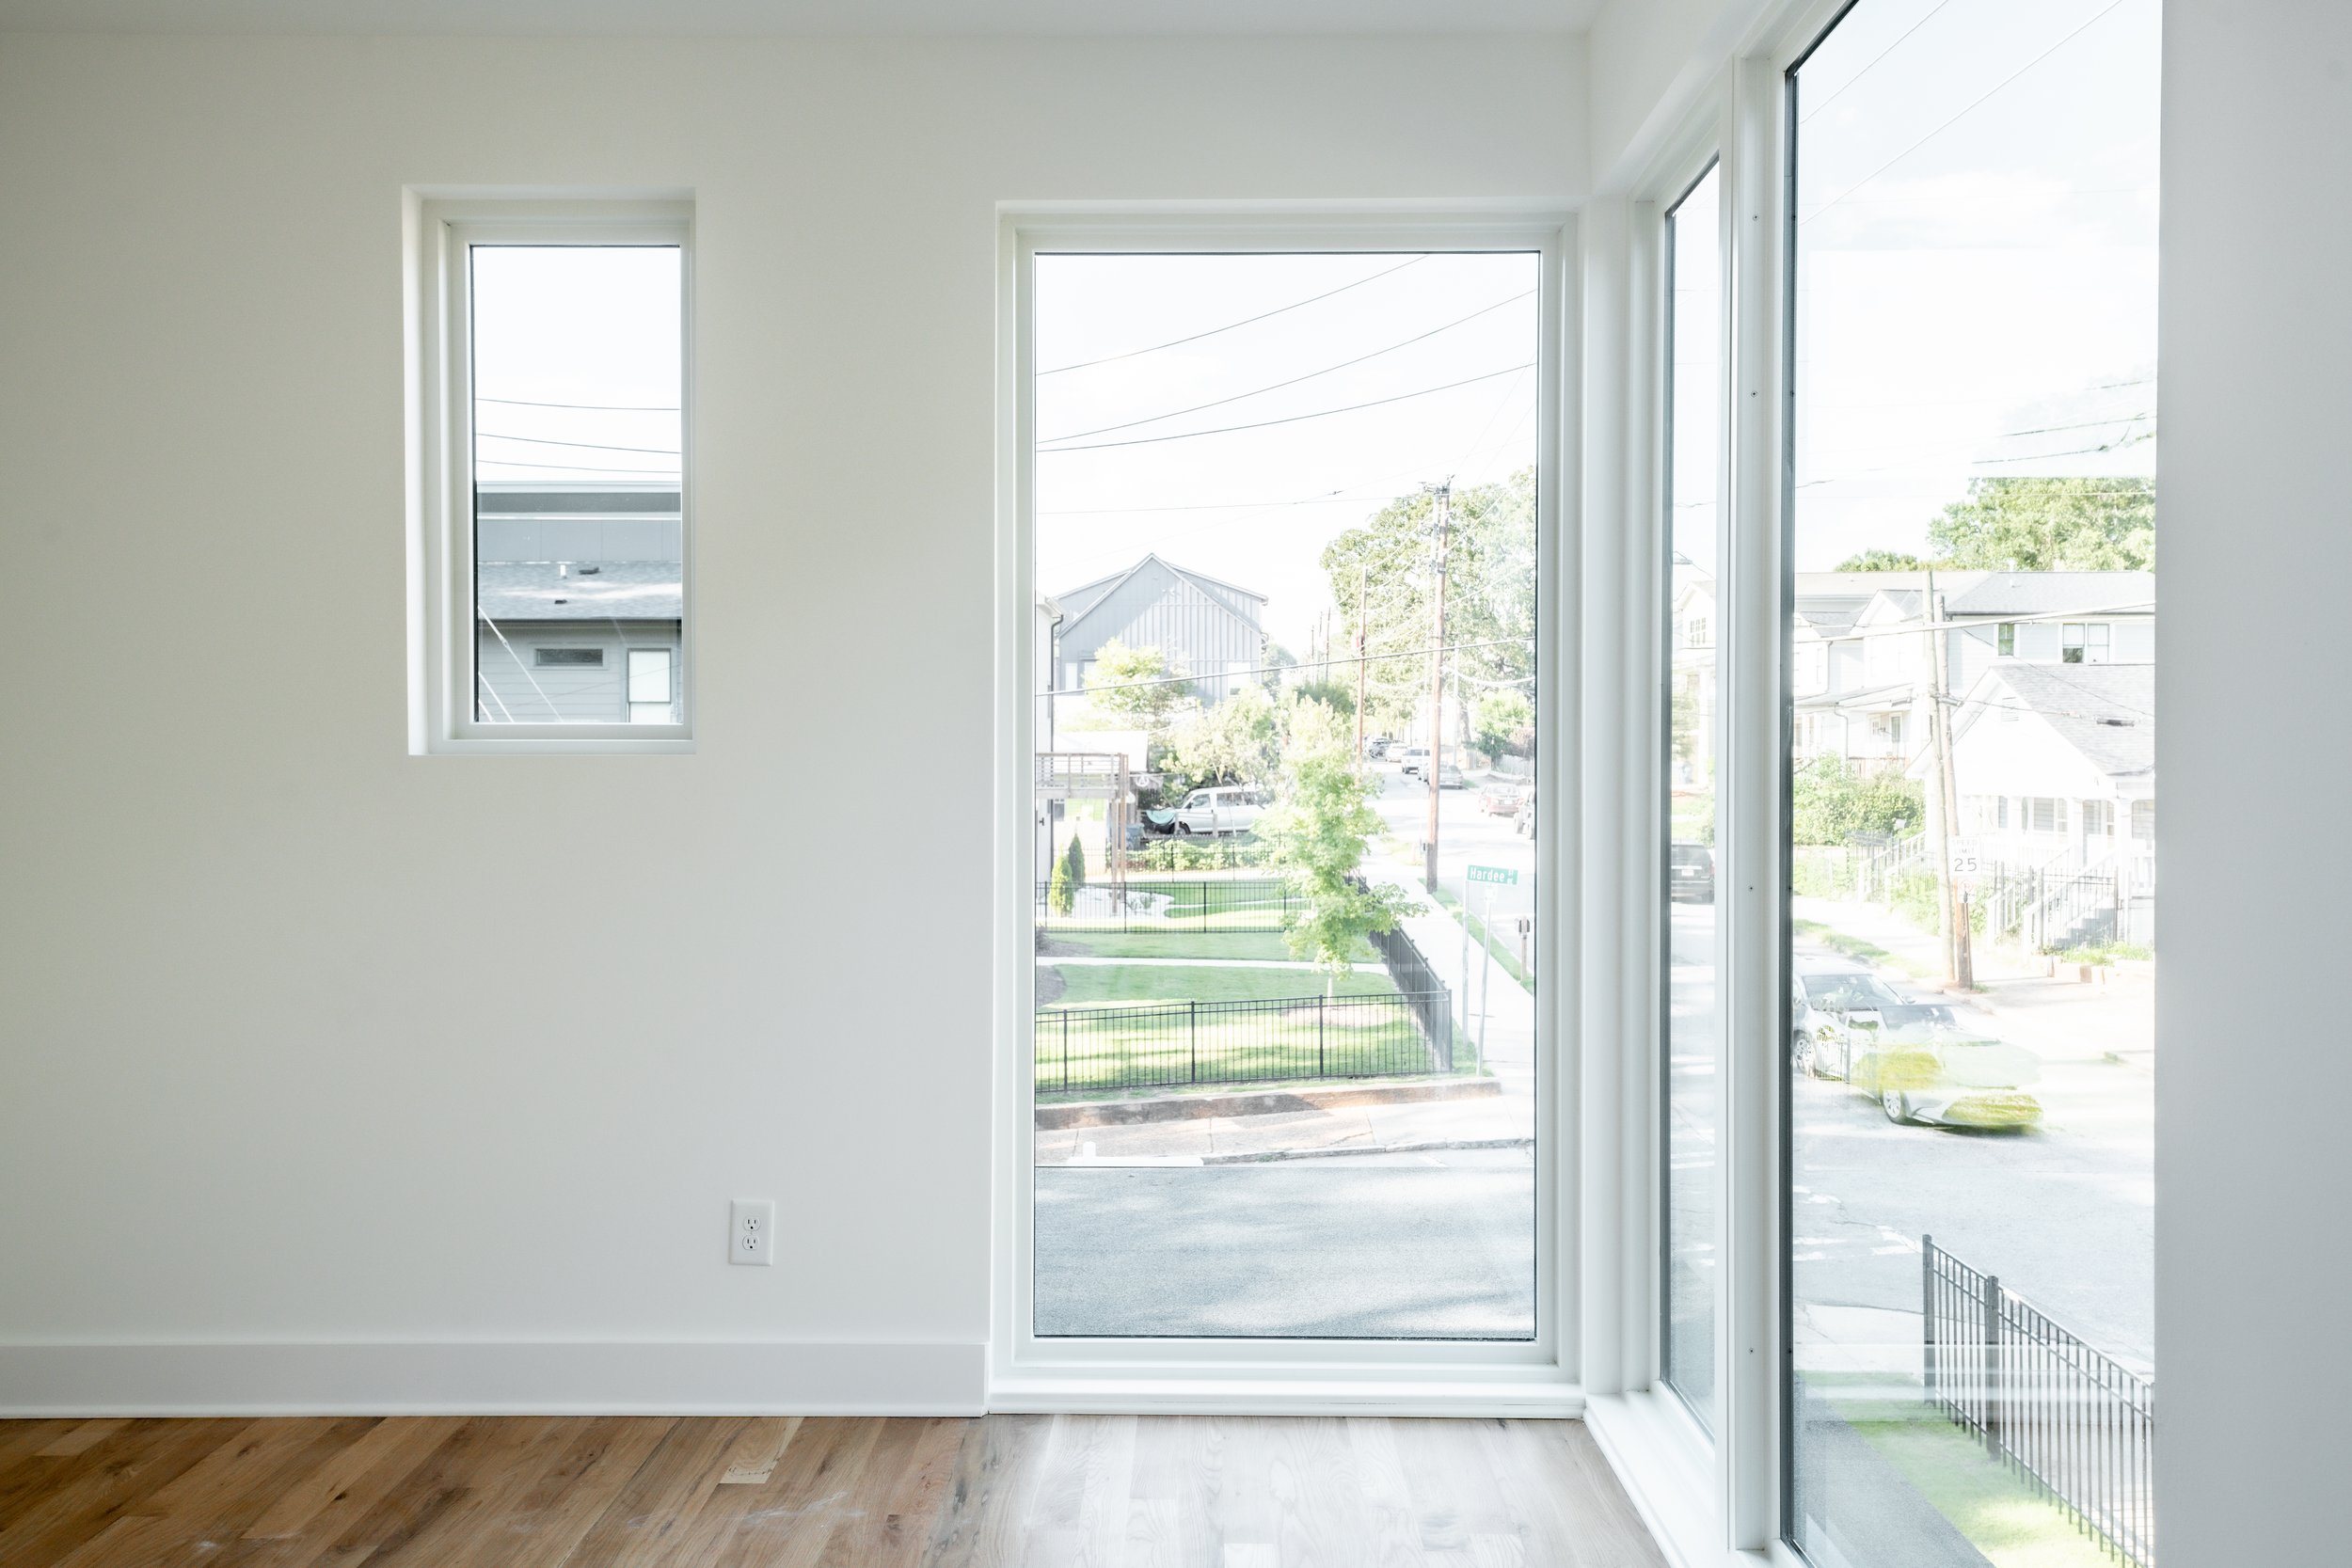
(1046, 930), (1376, 963)
(1841, 1405), (2125, 1568)
(1051, 964), (1396, 1006)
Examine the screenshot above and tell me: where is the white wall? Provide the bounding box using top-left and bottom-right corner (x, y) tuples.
(2156, 1), (2352, 1559)
(0, 32), (1583, 1410)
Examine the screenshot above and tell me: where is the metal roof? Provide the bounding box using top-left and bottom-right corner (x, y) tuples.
(476, 561), (682, 622)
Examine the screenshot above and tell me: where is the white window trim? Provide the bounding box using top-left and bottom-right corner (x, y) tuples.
(990, 205), (1576, 1414)
(1581, 3), (1868, 1566)
(405, 195), (695, 755)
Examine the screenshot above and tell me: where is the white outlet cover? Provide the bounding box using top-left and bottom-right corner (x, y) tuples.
(729, 1198), (774, 1266)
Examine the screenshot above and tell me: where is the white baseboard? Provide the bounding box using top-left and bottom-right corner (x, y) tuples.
(0, 1339), (988, 1417)
(987, 1370), (1585, 1418)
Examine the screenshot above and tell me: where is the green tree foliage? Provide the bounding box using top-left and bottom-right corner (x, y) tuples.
(1790, 757), (1925, 847)
(1288, 678), (1357, 719)
(1253, 704), (1420, 990)
(1062, 834), (1088, 895)
(1080, 639), (1194, 735)
(1473, 689), (1534, 760)
(1926, 477), (2154, 572)
(1321, 468), (1536, 742)
(1158, 685), (1279, 796)
(1046, 846), (1075, 915)
(1835, 547), (1929, 572)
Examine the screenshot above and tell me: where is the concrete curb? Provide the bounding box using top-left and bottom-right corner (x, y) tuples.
(1036, 1075), (1502, 1130)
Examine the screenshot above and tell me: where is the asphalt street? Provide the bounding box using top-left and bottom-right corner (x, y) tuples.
(1033, 1151), (1537, 1339)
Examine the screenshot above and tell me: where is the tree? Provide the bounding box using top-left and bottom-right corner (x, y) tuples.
(1835, 547), (1929, 572)
(1321, 467), (1537, 742)
(1926, 476), (2154, 572)
(1061, 835), (1088, 897)
(1253, 703), (1420, 991)
(1288, 678), (1357, 719)
(1473, 689), (1534, 761)
(1790, 756), (1924, 847)
(1046, 845), (1075, 915)
(1079, 639), (1194, 736)
(1158, 685), (1279, 796)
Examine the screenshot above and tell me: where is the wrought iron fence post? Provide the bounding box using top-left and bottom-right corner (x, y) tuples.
(1317, 993), (1327, 1078)
(1061, 1009), (1071, 1093)
(1981, 1272), (2004, 1460)
(1188, 998), (1198, 1083)
(1922, 1234), (1938, 1402)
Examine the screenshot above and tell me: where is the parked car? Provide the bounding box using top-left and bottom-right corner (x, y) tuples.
(1436, 762), (1465, 788)
(1398, 746), (1431, 777)
(1789, 958), (2042, 1129)
(1366, 736), (1393, 760)
(1668, 842), (1715, 903)
(1481, 779), (1529, 816)
(1172, 785), (1264, 836)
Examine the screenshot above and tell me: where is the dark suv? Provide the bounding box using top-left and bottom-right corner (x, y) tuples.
(1669, 842), (1716, 903)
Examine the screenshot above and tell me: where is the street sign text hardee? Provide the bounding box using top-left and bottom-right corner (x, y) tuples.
(1467, 864), (1518, 886)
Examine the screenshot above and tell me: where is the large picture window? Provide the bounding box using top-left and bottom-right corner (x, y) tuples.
(1023, 241), (1548, 1344)
(1782, 2), (2159, 1562)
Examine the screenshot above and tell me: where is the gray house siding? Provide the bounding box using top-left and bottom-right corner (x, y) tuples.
(475, 623), (681, 724)
(1054, 555), (1265, 706)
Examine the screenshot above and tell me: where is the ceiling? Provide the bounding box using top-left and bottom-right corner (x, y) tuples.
(0, 0), (1600, 36)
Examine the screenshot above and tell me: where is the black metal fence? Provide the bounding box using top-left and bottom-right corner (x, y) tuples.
(1036, 988), (1454, 1096)
(1365, 914), (1454, 1066)
(1034, 878), (1297, 934)
(1924, 1235), (2155, 1565)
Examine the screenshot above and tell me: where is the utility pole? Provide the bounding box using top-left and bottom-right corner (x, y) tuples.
(1424, 480), (1453, 893)
(1925, 568), (1973, 990)
(1355, 563), (1369, 768)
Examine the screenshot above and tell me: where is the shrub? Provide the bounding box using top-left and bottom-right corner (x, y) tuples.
(1062, 834), (1088, 894)
(1047, 851), (1074, 916)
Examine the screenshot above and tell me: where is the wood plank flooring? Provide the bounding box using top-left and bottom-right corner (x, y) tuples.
(0, 1414), (1665, 1567)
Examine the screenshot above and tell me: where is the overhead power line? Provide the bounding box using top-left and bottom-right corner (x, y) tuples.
(1038, 255), (1427, 376)
(1037, 289), (1534, 444)
(480, 432), (682, 455)
(1798, 0), (1958, 125)
(1039, 364), (1534, 454)
(480, 396), (679, 411)
(1800, 0), (2134, 225)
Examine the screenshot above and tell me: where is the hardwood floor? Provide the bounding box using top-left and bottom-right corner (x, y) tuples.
(0, 1413), (1666, 1566)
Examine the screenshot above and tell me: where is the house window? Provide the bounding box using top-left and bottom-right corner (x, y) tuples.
(627, 647), (675, 724)
(2131, 799), (2155, 842)
(2024, 796), (2067, 834)
(1661, 157), (1724, 1434)
(415, 199), (691, 751)
(2083, 799), (2113, 836)
(1997, 622), (2016, 657)
(2062, 622), (2111, 663)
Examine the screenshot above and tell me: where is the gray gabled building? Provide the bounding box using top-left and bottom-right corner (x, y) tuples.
(1050, 553), (1266, 708)
(472, 483), (683, 724)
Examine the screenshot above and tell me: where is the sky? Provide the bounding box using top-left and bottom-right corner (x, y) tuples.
(1033, 251), (1542, 656)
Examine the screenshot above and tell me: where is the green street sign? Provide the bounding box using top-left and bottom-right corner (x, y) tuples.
(1467, 864), (1519, 886)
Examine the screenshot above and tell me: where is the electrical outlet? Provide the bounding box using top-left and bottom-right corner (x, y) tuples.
(730, 1199), (774, 1266)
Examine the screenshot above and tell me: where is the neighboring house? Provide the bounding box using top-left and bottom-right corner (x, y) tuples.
(1931, 661), (2157, 945)
(473, 483), (683, 724)
(1051, 554), (1267, 708)
(1792, 570), (2154, 775)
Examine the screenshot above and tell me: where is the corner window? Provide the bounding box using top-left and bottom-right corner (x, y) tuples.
(415, 201), (691, 750)
(1661, 158), (1724, 1433)
(2062, 621), (2111, 663)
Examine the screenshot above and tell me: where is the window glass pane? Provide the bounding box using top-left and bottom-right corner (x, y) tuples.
(1663, 161), (1723, 1432)
(470, 245), (682, 726)
(1786, 2), (2159, 1562)
(1030, 250), (1541, 1338)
